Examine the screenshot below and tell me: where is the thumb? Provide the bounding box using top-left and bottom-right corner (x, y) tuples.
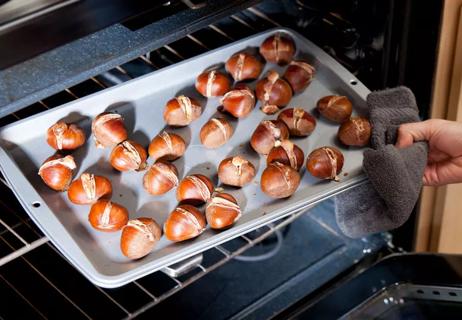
(395, 121), (433, 148)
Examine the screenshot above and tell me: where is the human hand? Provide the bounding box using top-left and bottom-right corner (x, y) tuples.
(396, 119), (462, 186)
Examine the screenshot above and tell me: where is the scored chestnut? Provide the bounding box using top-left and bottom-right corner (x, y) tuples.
(200, 118), (233, 149)
(68, 173), (112, 205)
(256, 70), (292, 114)
(261, 162), (301, 198)
(164, 205), (206, 242)
(306, 146), (344, 181)
(218, 155), (256, 187)
(267, 140), (304, 171)
(110, 140), (147, 172)
(92, 112), (128, 148)
(148, 131), (186, 161)
(206, 193), (241, 230)
(195, 70), (231, 97)
(250, 120), (289, 155)
(163, 95), (202, 127)
(317, 95), (353, 124)
(259, 33), (296, 65)
(220, 84), (255, 118)
(38, 154), (76, 191)
(120, 217), (162, 259)
(337, 116), (371, 147)
(143, 161), (179, 196)
(225, 52), (263, 81)
(283, 60), (315, 93)
(176, 174), (214, 205)
(47, 121), (86, 151)
(88, 199), (129, 232)
(277, 108), (316, 137)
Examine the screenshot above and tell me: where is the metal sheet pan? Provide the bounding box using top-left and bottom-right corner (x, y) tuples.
(0, 28), (369, 288)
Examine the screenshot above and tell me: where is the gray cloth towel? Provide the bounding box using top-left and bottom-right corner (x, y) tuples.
(335, 86), (428, 238)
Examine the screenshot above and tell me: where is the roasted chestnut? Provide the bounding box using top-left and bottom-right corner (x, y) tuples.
(38, 154), (76, 191)
(267, 140), (304, 171)
(120, 217), (162, 259)
(218, 155), (256, 187)
(306, 147), (344, 181)
(176, 174), (214, 205)
(337, 117), (371, 147)
(317, 95), (352, 124)
(260, 162), (300, 198)
(220, 85), (255, 118)
(256, 70), (292, 113)
(195, 70), (231, 97)
(92, 112), (128, 148)
(163, 95), (202, 126)
(88, 199), (129, 232)
(148, 131), (186, 161)
(259, 33), (296, 65)
(110, 140), (147, 172)
(143, 161), (179, 195)
(250, 120), (289, 155)
(225, 52), (263, 81)
(277, 108), (316, 137)
(206, 193), (241, 230)
(164, 205), (206, 242)
(47, 121), (86, 151)
(68, 173), (112, 205)
(199, 118), (233, 149)
(283, 61), (315, 93)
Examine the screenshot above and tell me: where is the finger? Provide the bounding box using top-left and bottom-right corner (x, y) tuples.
(395, 121), (433, 148)
(423, 159), (462, 186)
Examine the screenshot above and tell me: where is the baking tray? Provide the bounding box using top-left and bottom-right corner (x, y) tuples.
(0, 28), (370, 288)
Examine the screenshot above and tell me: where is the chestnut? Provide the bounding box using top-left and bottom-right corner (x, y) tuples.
(143, 161), (179, 195)
(283, 61), (315, 93)
(225, 52), (263, 81)
(218, 156), (256, 187)
(206, 193), (241, 230)
(163, 95), (202, 126)
(120, 217), (162, 259)
(148, 131), (186, 161)
(200, 118), (233, 149)
(256, 70), (292, 113)
(337, 116), (371, 147)
(277, 108), (316, 137)
(317, 95), (353, 124)
(220, 85), (255, 118)
(92, 112), (128, 148)
(176, 174), (214, 205)
(250, 120), (289, 155)
(110, 140), (147, 172)
(306, 147), (344, 181)
(259, 33), (296, 65)
(267, 140), (304, 171)
(164, 205), (206, 242)
(68, 173), (112, 205)
(38, 154), (76, 191)
(47, 121), (86, 151)
(260, 162), (300, 198)
(195, 70), (231, 97)
(88, 199), (129, 232)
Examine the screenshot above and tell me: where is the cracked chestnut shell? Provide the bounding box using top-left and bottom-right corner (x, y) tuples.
(261, 162), (301, 198)
(164, 96), (202, 127)
(67, 173), (112, 205)
(120, 217), (162, 259)
(143, 161), (179, 195)
(283, 60), (315, 93)
(218, 155), (256, 187)
(277, 108), (316, 137)
(148, 131), (186, 161)
(206, 193), (241, 230)
(92, 112), (128, 148)
(267, 140), (304, 171)
(88, 200), (129, 232)
(306, 147), (344, 180)
(200, 117), (233, 149)
(256, 70), (292, 113)
(259, 33), (296, 65)
(195, 70), (231, 97)
(47, 121), (86, 151)
(38, 154), (76, 191)
(164, 205), (206, 242)
(225, 52), (263, 81)
(337, 117), (371, 147)
(250, 120), (289, 155)
(317, 95), (353, 124)
(176, 174), (214, 205)
(110, 140), (148, 172)
(220, 84), (255, 118)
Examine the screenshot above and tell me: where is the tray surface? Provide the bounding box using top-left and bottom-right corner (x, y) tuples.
(0, 28), (369, 287)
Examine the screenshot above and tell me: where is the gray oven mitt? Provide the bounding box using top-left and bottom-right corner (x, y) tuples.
(335, 86), (428, 238)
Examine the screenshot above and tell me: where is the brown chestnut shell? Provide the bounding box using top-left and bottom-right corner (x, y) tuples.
(67, 173), (112, 205)
(337, 117), (371, 147)
(143, 161), (179, 196)
(176, 174), (214, 205)
(195, 70), (231, 97)
(163, 96), (202, 127)
(120, 217), (162, 259)
(306, 147), (344, 180)
(88, 200), (129, 232)
(206, 193), (241, 230)
(148, 131), (186, 161)
(92, 112), (128, 148)
(283, 61), (315, 93)
(255, 70), (292, 109)
(259, 33), (296, 65)
(110, 140), (148, 172)
(225, 52), (263, 81)
(277, 108), (316, 137)
(221, 85), (255, 118)
(218, 156), (256, 187)
(317, 95), (353, 124)
(47, 121), (86, 151)
(199, 118), (234, 149)
(38, 154), (76, 191)
(164, 205), (206, 242)
(250, 120), (290, 155)
(267, 140), (305, 171)
(260, 162), (301, 198)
